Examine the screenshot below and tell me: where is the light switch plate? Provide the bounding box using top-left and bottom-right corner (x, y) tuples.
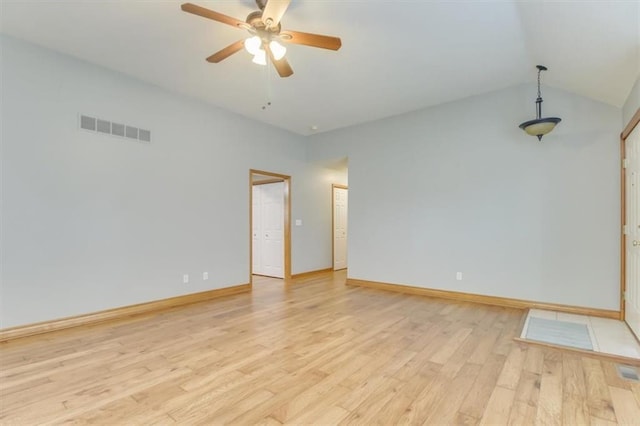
(295, 219), (302, 226)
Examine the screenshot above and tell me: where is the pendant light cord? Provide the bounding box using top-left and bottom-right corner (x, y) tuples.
(535, 67), (543, 119)
(537, 68), (542, 99)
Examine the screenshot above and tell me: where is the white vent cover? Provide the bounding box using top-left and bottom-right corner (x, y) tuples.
(79, 114), (151, 143)
(617, 365), (640, 382)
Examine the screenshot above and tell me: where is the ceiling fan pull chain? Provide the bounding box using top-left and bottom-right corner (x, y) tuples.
(262, 57), (273, 110)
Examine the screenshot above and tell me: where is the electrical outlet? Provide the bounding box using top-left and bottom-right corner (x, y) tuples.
(183, 274), (189, 284)
(203, 272), (209, 280)
(456, 272), (463, 281)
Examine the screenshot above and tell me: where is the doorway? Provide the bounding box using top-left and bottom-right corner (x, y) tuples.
(621, 110), (640, 340)
(332, 184), (348, 271)
(250, 170), (291, 283)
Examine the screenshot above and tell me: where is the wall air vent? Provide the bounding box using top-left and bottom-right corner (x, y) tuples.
(138, 129), (151, 142)
(617, 365), (639, 382)
(97, 119), (111, 134)
(79, 114), (151, 143)
(111, 122), (125, 137)
(80, 115), (96, 131)
(125, 125), (138, 140)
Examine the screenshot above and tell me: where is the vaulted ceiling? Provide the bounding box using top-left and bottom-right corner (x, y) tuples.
(1, 0), (638, 135)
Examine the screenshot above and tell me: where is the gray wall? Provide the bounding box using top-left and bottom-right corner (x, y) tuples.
(308, 84), (622, 310)
(0, 36), (343, 328)
(623, 75), (640, 126)
(0, 34), (627, 328)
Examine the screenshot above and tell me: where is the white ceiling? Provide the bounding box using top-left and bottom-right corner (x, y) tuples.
(1, 0), (638, 135)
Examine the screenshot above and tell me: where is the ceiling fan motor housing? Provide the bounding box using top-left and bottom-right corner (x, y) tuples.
(246, 10), (281, 35)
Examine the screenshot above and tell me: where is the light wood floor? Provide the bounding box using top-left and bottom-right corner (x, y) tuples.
(1, 271), (639, 425)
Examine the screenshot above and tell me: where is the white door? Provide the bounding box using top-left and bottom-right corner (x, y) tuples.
(333, 186), (348, 270)
(625, 124), (640, 339)
(253, 182), (284, 278)
(252, 185), (262, 274)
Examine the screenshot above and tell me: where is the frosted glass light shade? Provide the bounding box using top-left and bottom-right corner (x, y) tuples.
(252, 48), (267, 65)
(269, 40), (286, 60)
(244, 36), (261, 55)
(519, 117), (561, 141)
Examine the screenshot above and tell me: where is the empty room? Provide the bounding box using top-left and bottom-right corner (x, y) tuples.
(1, 0), (640, 424)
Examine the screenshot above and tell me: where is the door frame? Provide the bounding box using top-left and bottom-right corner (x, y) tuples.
(620, 108), (640, 320)
(332, 184), (348, 271)
(250, 169), (291, 285)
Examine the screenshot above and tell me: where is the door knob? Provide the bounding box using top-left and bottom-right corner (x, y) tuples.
(634, 240), (640, 247)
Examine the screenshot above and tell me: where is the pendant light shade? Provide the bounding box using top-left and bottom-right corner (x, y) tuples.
(269, 40), (287, 61)
(519, 65), (561, 141)
(244, 36), (262, 55)
(520, 118), (561, 138)
(252, 48), (267, 66)
(245, 37), (287, 64)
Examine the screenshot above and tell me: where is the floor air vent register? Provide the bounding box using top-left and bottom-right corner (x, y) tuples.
(617, 365), (640, 382)
(80, 115), (151, 143)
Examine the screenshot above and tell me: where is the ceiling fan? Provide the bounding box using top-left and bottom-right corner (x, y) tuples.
(181, 1), (342, 78)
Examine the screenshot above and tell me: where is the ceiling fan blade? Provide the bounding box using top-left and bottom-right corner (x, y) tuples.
(206, 40), (245, 63)
(181, 3), (245, 29)
(280, 30), (342, 51)
(265, 44), (293, 78)
(272, 57), (294, 78)
(261, 0), (291, 28)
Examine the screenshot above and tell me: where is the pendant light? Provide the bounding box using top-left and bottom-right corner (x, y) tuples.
(519, 65), (561, 141)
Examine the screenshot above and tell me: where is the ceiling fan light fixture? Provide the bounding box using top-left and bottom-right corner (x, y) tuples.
(252, 48), (267, 65)
(269, 40), (286, 60)
(180, 1), (342, 78)
(519, 65), (561, 141)
(244, 35), (261, 55)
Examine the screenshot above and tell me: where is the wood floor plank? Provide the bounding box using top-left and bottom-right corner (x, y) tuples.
(478, 386), (515, 425)
(506, 370), (541, 425)
(1, 271), (639, 424)
(423, 362), (482, 424)
(562, 354), (590, 425)
(496, 344), (527, 390)
(429, 327), (473, 364)
(583, 357), (619, 422)
(608, 385), (640, 425)
(535, 352), (563, 426)
(523, 345), (545, 374)
(467, 328), (501, 365)
(458, 353), (507, 421)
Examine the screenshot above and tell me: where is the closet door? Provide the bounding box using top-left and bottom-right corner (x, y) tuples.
(253, 182), (284, 278)
(625, 123), (640, 340)
(261, 182), (284, 278)
(333, 186), (348, 270)
(252, 185), (262, 275)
